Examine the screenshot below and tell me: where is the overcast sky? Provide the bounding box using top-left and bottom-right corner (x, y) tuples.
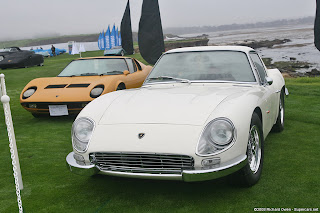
(0, 0), (316, 41)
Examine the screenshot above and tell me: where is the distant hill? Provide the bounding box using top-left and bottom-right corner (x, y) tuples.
(0, 17), (314, 48)
(0, 32), (140, 48)
(0, 34), (99, 49)
(163, 17), (314, 35)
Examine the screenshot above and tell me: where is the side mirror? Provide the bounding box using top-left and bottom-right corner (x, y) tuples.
(123, 70), (130, 75)
(265, 77), (273, 85)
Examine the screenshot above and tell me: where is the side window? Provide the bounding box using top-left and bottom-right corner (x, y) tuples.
(125, 59), (137, 73)
(133, 59), (142, 71)
(250, 53), (267, 84)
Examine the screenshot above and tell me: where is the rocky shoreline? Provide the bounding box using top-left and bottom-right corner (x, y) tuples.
(235, 39), (292, 49)
(262, 57), (320, 77)
(230, 39), (320, 78)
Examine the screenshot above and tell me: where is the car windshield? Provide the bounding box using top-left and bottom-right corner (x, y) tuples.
(0, 48), (19, 52)
(58, 58), (129, 77)
(145, 51), (256, 83)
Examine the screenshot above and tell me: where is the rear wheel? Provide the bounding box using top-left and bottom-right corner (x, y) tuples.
(230, 113), (264, 187)
(272, 90), (285, 132)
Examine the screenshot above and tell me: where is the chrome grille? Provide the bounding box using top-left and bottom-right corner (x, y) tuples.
(89, 152), (194, 174)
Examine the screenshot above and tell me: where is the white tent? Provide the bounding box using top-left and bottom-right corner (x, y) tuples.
(79, 43), (86, 53)
(71, 42), (79, 55)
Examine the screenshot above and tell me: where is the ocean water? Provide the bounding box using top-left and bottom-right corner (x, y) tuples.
(19, 42), (100, 52)
(182, 25), (320, 72)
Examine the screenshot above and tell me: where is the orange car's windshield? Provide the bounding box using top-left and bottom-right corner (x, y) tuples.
(58, 58), (129, 77)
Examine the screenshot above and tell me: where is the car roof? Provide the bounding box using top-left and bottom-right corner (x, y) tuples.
(74, 56), (130, 61)
(165, 46), (255, 54)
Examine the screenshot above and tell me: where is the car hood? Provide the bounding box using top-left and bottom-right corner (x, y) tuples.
(20, 76), (118, 102)
(99, 83), (252, 125)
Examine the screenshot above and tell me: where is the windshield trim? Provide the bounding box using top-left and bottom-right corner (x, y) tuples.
(57, 58), (129, 77)
(144, 80), (259, 86)
(143, 50), (258, 86)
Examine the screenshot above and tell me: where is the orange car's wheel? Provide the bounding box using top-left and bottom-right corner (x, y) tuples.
(116, 83), (126, 91)
(32, 113), (45, 118)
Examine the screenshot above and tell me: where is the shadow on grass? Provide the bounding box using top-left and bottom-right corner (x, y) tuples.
(83, 173), (239, 196)
(29, 114), (77, 123)
(74, 174), (250, 212)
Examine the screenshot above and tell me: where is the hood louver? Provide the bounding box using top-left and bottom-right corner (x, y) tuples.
(44, 83), (91, 89)
(67, 84), (90, 88)
(45, 84), (67, 89)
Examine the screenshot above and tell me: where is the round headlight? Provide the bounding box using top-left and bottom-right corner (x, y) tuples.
(209, 120), (234, 146)
(23, 87), (36, 99)
(72, 117), (94, 152)
(197, 118), (235, 156)
(90, 86), (104, 98)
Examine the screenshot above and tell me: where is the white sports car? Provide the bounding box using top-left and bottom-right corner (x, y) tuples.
(66, 46), (287, 186)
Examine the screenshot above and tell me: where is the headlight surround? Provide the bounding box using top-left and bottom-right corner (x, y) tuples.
(197, 118), (236, 156)
(72, 117), (95, 153)
(22, 87), (37, 99)
(90, 85), (104, 98)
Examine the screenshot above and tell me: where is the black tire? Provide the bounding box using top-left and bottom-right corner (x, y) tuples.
(116, 84), (126, 91)
(32, 113), (45, 118)
(230, 113), (264, 187)
(272, 90), (285, 132)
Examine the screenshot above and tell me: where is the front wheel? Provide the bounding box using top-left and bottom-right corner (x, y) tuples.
(272, 90), (285, 132)
(230, 113), (264, 187)
(32, 113), (45, 118)
(116, 84), (126, 91)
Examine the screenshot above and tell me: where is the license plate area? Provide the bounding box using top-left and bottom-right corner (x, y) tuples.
(49, 105), (68, 116)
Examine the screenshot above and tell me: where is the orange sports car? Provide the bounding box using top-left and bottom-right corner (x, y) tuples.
(20, 56), (152, 117)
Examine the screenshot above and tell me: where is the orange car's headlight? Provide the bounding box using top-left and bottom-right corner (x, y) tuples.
(22, 87), (37, 99)
(90, 85), (104, 98)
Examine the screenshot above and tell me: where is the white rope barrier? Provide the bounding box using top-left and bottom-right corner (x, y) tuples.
(0, 74), (23, 213)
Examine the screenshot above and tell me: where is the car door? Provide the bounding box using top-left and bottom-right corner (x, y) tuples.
(249, 52), (277, 134)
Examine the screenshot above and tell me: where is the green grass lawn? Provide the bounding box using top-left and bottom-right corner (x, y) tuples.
(0, 52), (319, 212)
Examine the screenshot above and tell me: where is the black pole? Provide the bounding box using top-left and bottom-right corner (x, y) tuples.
(138, 0), (165, 64)
(121, 0), (134, 55)
(315, 0), (320, 51)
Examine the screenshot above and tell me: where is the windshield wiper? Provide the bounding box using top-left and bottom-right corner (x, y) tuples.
(104, 70), (124, 75)
(147, 76), (190, 83)
(80, 73), (99, 76)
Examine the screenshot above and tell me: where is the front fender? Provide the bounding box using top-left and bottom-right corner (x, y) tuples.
(203, 87), (264, 161)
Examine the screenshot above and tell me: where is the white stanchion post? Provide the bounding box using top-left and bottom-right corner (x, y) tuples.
(0, 74), (23, 213)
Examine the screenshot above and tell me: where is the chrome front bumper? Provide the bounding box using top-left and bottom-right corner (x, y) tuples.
(66, 152), (247, 182)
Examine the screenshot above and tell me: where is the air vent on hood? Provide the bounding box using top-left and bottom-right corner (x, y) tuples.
(45, 84), (67, 89)
(67, 84), (90, 88)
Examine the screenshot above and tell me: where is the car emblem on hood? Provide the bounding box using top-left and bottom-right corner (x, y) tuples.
(138, 133), (145, 139)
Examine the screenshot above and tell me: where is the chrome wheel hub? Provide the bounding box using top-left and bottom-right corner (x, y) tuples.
(280, 98), (284, 125)
(247, 125), (261, 174)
